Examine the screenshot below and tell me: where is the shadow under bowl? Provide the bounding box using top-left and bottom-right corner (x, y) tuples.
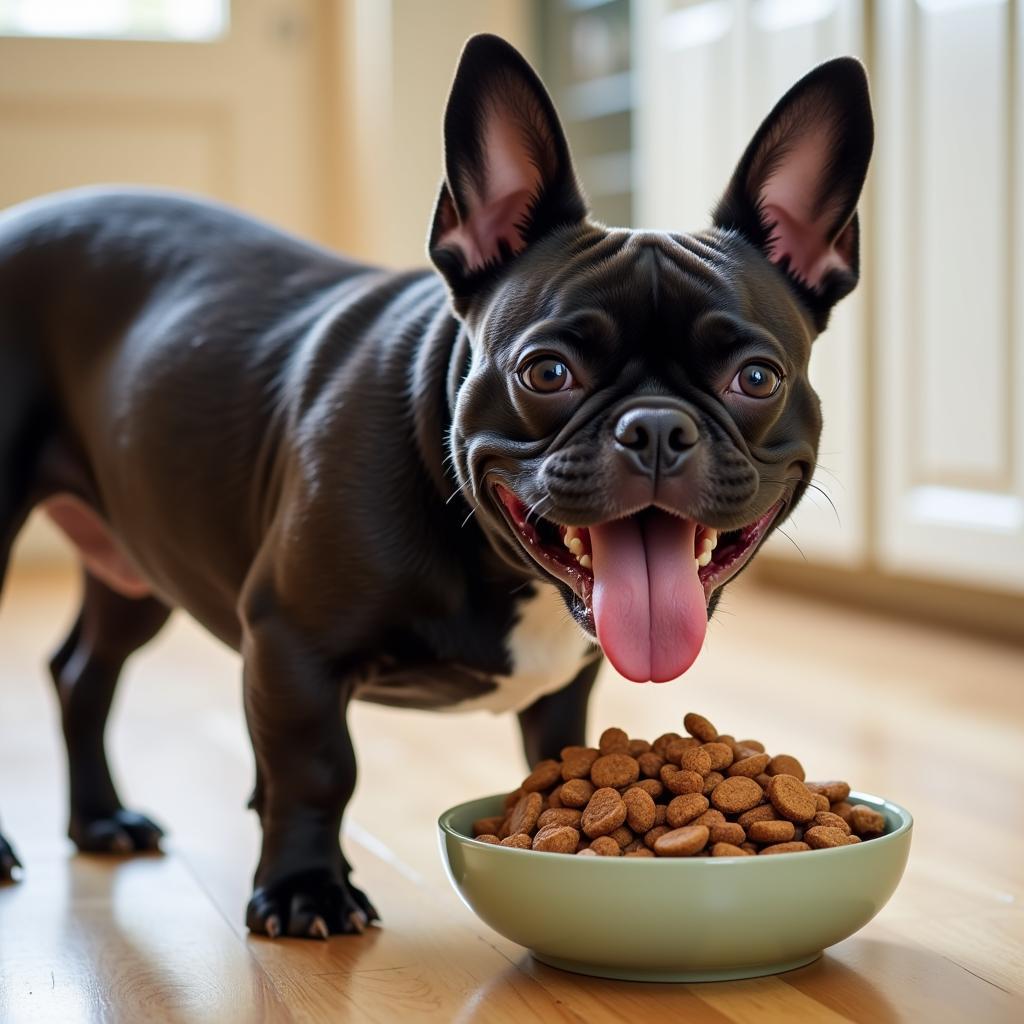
(439, 790), (912, 983)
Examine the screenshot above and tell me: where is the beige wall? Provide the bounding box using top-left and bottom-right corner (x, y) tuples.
(332, 0), (533, 268)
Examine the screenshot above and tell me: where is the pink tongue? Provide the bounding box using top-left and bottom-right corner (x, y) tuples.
(590, 513), (708, 683)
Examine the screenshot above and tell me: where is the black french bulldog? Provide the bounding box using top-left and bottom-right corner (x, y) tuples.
(0, 35), (872, 936)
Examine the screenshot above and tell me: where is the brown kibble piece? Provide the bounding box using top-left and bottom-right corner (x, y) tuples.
(712, 842), (752, 857)
(644, 825), (670, 849)
(807, 780), (852, 803)
(711, 776), (764, 814)
(702, 771), (725, 796)
(560, 747), (599, 781)
(812, 811), (852, 835)
(610, 825), (634, 849)
(591, 753), (639, 789)
(537, 808), (583, 829)
(805, 826), (855, 849)
(637, 751), (665, 778)
(576, 847), (598, 856)
(737, 803), (777, 828)
(814, 793), (831, 812)
(547, 786), (563, 808)
(831, 800), (855, 822)
(849, 804), (886, 837)
(664, 737), (700, 764)
(559, 778), (595, 808)
(598, 727), (630, 755)
(500, 833), (533, 849)
(504, 787), (524, 810)
(654, 824), (710, 857)
(692, 808), (726, 827)
(740, 842), (758, 854)
(660, 765), (705, 795)
(472, 815), (504, 837)
(708, 822), (746, 845)
(701, 742), (734, 771)
(679, 746), (712, 776)
(666, 793), (710, 828)
(759, 841), (812, 855)
(581, 787), (627, 838)
(532, 825), (580, 853)
(625, 847), (655, 858)
(737, 739), (765, 752)
(522, 759), (561, 793)
(747, 819), (796, 844)
(590, 835), (622, 856)
(654, 804), (667, 825)
(768, 775), (818, 823)
(507, 792), (543, 835)
(628, 738), (651, 756)
(627, 778), (664, 800)
(476, 834), (500, 844)
(623, 787), (657, 833)
(768, 754), (805, 781)
(652, 732), (684, 757)
(728, 753), (771, 777)
(683, 712), (718, 743)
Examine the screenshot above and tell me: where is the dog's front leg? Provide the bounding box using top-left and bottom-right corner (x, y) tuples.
(241, 612), (377, 939)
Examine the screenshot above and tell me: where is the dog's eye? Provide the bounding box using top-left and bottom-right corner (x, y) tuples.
(731, 362), (782, 398)
(521, 356), (573, 393)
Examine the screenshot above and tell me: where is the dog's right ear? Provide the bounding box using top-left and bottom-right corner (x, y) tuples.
(428, 34), (588, 313)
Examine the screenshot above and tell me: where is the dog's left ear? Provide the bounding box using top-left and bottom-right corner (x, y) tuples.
(713, 57), (873, 330)
(428, 34), (588, 312)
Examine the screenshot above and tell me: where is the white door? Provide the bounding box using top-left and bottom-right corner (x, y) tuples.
(874, 0), (1024, 593)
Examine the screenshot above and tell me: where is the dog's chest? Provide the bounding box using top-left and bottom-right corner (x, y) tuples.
(454, 584), (596, 714)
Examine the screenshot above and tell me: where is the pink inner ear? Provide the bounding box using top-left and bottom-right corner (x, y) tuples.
(759, 128), (850, 290)
(437, 110), (543, 272)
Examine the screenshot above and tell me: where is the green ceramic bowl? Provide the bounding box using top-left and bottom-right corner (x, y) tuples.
(439, 791), (912, 982)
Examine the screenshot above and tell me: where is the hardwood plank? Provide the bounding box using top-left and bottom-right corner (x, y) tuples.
(0, 854), (292, 1024)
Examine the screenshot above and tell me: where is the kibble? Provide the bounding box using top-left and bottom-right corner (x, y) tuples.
(474, 713), (887, 858)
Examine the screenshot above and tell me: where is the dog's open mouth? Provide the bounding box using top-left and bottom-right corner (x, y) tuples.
(494, 484), (782, 684)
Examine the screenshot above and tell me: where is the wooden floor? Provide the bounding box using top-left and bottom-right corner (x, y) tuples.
(1, 562), (1022, 1023)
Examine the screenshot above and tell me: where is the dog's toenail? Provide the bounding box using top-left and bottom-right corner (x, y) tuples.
(266, 914), (282, 938)
(309, 916), (330, 940)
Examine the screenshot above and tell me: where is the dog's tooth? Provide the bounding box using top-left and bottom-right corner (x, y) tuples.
(578, 554), (592, 570)
(563, 527), (578, 547)
(707, 528), (719, 550)
(569, 538), (584, 556)
(697, 550), (713, 568)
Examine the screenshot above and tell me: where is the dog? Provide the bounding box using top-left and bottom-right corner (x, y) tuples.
(0, 34), (872, 937)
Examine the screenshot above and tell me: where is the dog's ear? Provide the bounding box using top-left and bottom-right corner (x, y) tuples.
(713, 57), (873, 330)
(428, 34), (588, 311)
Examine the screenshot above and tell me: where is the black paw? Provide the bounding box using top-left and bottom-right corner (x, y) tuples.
(246, 868), (379, 939)
(69, 808), (165, 854)
(0, 832), (22, 884)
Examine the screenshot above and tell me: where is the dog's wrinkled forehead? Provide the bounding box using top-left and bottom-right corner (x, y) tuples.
(472, 226), (815, 374)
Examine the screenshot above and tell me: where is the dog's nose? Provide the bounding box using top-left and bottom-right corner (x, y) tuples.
(613, 406), (700, 477)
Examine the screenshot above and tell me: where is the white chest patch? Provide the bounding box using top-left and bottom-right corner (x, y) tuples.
(454, 584), (598, 714)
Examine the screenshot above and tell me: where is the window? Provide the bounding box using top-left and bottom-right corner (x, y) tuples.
(0, 0), (228, 42)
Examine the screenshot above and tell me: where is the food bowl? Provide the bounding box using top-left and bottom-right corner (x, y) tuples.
(439, 791), (912, 982)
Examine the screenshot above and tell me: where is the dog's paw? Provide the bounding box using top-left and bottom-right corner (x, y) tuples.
(69, 808), (165, 854)
(246, 868), (379, 939)
(0, 831), (22, 884)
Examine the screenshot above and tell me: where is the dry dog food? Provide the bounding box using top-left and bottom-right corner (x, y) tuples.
(471, 713), (887, 857)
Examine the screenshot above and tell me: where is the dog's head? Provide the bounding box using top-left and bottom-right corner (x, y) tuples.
(429, 35), (872, 683)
